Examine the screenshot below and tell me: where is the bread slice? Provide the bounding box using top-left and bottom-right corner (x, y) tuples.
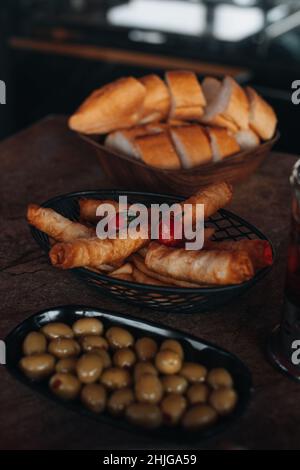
(170, 125), (212, 168)
(105, 126), (155, 159)
(141, 120), (189, 134)
(246, 87), (277, 140)
(134, 131), (181, 170)
(202, 77), (221, 104)
(69, 77), (146, 134)
(235, 129), (260, 151)
(201, 77), (239, 132)
(203, 114), (239, 133)
(202, 76), (249, 130)
(138, 74), (170, 124)
(165, 70), (206, 121)
(207, 127), (240, 162)
(147, 120), (189, 132)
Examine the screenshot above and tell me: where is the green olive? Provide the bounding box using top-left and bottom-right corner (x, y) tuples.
(50, 373), (81, 400)
(135, 337), (158, 361)
(19, 354), (55, 380)
(48, 338), (80, 359)
(134, 362), (158, 382)
(209, 388), (238, 415)
(126, 403), (162, 429)
(80, 335), (108, 353)
(113, 348), (136, 368)
(135, 374), (163, 404)
(187, 384), (209, 405)
(76, 353), (104, 384)
(106, 327), (134, 349)
(41, 323), (74, 340)
(100, 367), (131, 390)
(180, 362), (207, 383)
(207, 368), (233, 389)
(182, 405), (218, 430)
(160, 339), (184, 360)
(56, 357), (78, 374)
(96, 349), (112, 369)
(160, 394), (187, 426)
(22, 331), (47, 356)
(81, 384), (107, 413)
(73, 318), (103, 337)
(155, 350), (182, 375)
(108, 388), (135, 416)
(161, 375), (188, 395)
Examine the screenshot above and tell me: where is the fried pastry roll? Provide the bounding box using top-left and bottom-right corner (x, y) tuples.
(205, 239), (273, 270)
(109, 272), (134, 282)
(182, 182), (233, 224)
(130, 254), (201, 288)
(79, 199), (127, 224)
(50, 229), (149, 269)
(110, 263), (134, 276)
(145, 242), (254, 285)
(27, 204), (94, 242)
(132, 266), (169, 286)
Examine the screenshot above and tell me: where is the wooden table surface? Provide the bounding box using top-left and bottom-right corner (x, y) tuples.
(0, 116), (298, 450)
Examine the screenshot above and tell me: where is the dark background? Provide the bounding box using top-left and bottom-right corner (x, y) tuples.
(0, 0), (300, 152)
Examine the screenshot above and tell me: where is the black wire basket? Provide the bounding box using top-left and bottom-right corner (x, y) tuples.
(30, 190), (274, 313)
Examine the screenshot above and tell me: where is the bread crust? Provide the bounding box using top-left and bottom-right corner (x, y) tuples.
(134, 131), (181, 170)
(207, 127), (240, 161)
(105, 126), (154, 158)
(202, 114), (239, 133)
(138, 74), (170, 124)
(201, 76), (249, 131)
(222, 77), (249, 130)
(170, 125), (212, 168)
(246, 87), (277, 140)
(165, 71), (206, 121)
(69, 77), (146, 134)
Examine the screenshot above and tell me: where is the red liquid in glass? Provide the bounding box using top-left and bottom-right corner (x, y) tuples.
(281, 208), (300, 358)
(286, 219), (300, 307)
(268, 162), (300, 379)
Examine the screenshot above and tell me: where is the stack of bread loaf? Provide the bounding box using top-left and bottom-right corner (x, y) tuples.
(69, 71), (277, 170)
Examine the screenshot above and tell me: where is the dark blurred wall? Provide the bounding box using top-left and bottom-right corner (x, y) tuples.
(0, 3), (14, 139)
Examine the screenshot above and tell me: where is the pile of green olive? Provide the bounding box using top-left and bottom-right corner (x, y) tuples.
(19, 318), (238, 431)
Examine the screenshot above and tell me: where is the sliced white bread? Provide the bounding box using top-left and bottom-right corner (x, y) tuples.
(134, 131), (181, 170)
(202, 114), (239, 133)
(201, 77), (239, 132)
(165, 70), (206, 121)
(202, 76), (249, 130)
(206, 127), (241, 162)
(144, 121), (188, 133)
(202, 76), (221, 104)
(246, 87), (277, 140)
(105, 126), (160, 158)
(170, 125), (212, 168)
(69, 77), (146, 134)
(235, 129), (260, 151)
(138, 74), (170, 124)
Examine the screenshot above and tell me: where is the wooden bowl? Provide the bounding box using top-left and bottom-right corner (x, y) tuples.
(79, 131), (279, 196)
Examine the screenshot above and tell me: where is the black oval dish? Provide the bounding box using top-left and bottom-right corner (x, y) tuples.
(29, 190), (274, 313)
(5, 305), (252, 443)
